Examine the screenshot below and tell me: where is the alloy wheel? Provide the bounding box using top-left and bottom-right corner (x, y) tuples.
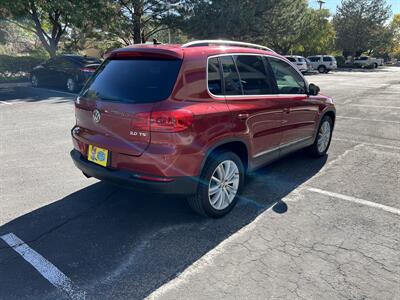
(317, 120), (331, 153)
(208, 160), (240, 210)
(67, 78), (75, 92)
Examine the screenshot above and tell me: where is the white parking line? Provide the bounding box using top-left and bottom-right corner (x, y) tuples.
(0, 101), (12, 105)
(0, 233), (86, 300)
(332, 138), (400, 150)
(308, 188), (400, 216)
(336, 116), (400, 124)
(348, 104), (400, 110)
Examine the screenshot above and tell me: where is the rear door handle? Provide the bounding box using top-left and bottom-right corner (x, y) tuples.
(238, 113), (249, 120)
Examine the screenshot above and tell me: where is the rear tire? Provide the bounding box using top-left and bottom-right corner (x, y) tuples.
(318, 65), (326, 73)
(307, 115), (333, 157)
(187, 151), (244, 218)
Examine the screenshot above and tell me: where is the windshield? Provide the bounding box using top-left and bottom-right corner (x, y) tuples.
(81, 59), (182, 103)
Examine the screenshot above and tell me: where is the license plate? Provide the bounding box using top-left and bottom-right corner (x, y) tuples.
(88, 145), (109, 167)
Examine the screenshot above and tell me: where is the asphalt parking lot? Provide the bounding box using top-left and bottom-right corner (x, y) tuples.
(0, 67), (399, 299)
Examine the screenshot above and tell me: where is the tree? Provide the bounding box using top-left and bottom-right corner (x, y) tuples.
(391, 14), (400, 59)
(297, 9), (336, 56)
(0, 0), (101, 57)
(333, 0), (392, 58)
(105, 0), (183, 45)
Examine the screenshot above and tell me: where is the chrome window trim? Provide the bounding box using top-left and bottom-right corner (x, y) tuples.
(206, 53), (309, 99)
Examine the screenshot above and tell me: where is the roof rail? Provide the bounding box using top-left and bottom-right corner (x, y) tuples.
(181, 40), (275, 52)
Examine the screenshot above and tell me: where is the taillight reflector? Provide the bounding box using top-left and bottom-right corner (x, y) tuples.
(131, 110), (194, 133)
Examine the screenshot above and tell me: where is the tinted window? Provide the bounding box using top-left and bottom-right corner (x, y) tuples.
(234, 55), (272, 95)
(308, 57), (320, 62)
(220, 56), (242, 95)
(66, 55), (101, 65)
(323, 56), (333, 62)
(298, 57), (305, 62)
(268, 57), (306, 94)
(81, 59), (181, 103)
(208, 57), (223, 95)
(286, 57), (296, 62)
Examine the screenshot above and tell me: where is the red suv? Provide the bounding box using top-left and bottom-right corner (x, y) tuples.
(71, 40), (335, 217)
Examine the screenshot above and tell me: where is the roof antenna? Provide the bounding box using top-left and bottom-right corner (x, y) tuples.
(153, 38), (162, 45)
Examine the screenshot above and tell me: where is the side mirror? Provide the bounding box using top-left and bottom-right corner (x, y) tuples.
(308, 83), (320, 96)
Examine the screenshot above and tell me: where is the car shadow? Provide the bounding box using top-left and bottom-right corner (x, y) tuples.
(0, 150), (327, 299)
(0, 86), (76, 104)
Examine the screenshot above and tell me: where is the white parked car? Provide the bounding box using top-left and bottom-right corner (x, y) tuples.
(354, 56), (380, 68)
(307, 55), (337, 73)
(284, 55), (308, 73)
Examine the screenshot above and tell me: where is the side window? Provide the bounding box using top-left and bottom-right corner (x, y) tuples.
(268, 57), (306, 95)
(207, 57), (223, 95)
(234, 55), (273, 95)
(323, 57), (332, 62)
(309, 57), (319, 62)
(220, 55), (242, 96)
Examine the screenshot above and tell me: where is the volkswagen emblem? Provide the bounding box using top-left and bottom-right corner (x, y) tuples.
(92, 109), (101, 123)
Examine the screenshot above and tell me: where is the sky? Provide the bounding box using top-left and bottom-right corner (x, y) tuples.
(309, 0), (400, 15)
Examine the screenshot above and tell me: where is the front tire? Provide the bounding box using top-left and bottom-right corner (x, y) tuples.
(307, 115), (333, 157)
(66, 77), (77, 93)
(31, 75), (40, 88)
(187, 151), (244, 218)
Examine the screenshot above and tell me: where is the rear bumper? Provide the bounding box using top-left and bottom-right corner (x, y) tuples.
(70, 149), (198, 195)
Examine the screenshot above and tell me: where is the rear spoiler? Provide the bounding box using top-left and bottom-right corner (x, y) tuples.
(106, 47), (183, 60)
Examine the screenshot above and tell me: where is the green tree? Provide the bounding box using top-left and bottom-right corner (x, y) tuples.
(333, 0), (392, 58)
(0, 0), (101, 57)
(297, 9), (336, 56)
(105, 0), (183, 45)
(391, 14), (400, 58)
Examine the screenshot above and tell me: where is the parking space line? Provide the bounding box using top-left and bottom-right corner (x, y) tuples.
(348, 104), (400, 110)
(336, 116), (400, 124)
(0, 233), (86, 300)
(332, 138), (400, 150)
(308, 188), (400, 216)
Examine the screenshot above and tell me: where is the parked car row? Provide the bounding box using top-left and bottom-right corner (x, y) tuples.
(30, 55), (101, 92)
(285, 55), (337, 74)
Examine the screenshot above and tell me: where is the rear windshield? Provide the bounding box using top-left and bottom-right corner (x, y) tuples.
(298, 57), (305, 62)
(81, 59), (182, 103)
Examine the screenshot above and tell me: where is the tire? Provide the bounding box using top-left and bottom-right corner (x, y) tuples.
(187, 151), (245, 218)
(66, 77), (77, 93)
(374, 63), (378, 69)
(31, 75), (40, 88)
(318, 65), (326, 73)
(307, 115), (333, 157)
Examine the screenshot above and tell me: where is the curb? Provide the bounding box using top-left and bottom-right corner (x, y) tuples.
(0, 82), (30, 88)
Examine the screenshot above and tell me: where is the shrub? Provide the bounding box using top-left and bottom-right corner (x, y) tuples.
(0, 55), (44, 81)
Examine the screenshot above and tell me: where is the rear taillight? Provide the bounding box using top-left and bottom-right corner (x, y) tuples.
(130, 110), (193, 133)
(151, 110), (194, 132)
(131, 112), (150, 131)
(80, 68), (96, 73)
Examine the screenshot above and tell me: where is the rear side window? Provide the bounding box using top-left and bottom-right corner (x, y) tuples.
(234, 55), (273, 95)
(308, 57), (320, 62)
(268, 57), (306, 94)
(298, 57), (305, 62)
(208, 57), (223, 95)
(81, 59), (181, 103)
(323, 56), (333, 62)
(220, 56), (242, 96)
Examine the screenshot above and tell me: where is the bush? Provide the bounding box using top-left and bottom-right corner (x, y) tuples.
(335, 56), (346, 67)
(0, 55), (44, 81)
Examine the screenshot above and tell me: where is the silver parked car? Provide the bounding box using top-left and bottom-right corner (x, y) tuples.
(284, 55), (308, 73)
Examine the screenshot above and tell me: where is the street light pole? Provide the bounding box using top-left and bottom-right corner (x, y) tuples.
(317, 0), (326, 9)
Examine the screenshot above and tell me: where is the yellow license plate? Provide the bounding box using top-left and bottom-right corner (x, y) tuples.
(88, 145), (109, 167)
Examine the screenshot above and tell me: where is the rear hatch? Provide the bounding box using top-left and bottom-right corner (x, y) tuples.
(74, 51), (182, 156)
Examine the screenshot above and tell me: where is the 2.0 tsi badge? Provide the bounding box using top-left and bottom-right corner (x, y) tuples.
(92, 109), (101, 123)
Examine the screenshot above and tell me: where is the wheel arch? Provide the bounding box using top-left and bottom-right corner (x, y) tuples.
(199, 139), (249, 176)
